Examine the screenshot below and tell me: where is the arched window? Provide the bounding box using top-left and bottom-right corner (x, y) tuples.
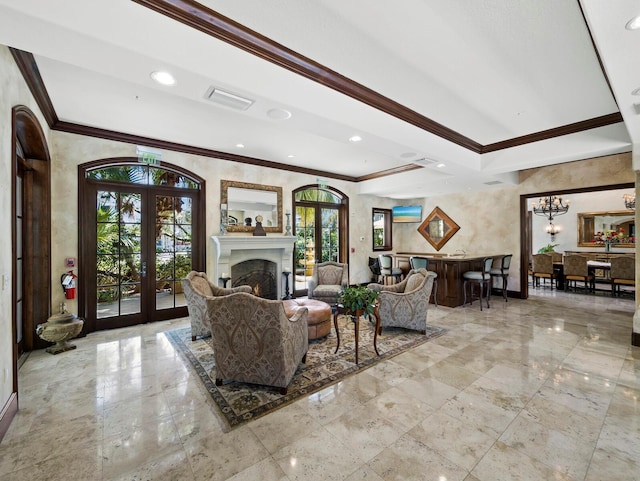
(293, 185), (348, 296)
(79, 158), (205, 332)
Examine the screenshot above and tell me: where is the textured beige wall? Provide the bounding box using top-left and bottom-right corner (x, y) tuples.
(0, 46), (52, 411)
(396, 153), (634, 293)
(51, 133), (634, 298)
(50, 132), (389, 299)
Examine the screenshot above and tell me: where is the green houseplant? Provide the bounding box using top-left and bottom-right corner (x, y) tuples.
(537, 243), (559, 253)
(338, 285), (379, 318)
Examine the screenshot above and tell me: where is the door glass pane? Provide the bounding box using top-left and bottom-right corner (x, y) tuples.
(321, 208), (339, 262)
(295, 206), (316, 292)
(155, 195), (192, 310)
(96, 191), (142, 319)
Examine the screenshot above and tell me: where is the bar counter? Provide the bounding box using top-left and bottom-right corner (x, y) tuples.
(394, 253), (502, 308)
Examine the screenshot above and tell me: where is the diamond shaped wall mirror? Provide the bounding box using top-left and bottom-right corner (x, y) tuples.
(417, 207), (460, 251)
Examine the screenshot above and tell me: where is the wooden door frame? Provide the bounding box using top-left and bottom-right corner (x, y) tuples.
(77, 158), (205, 333)
(292, 184), (349, 297)
(3, 106), (51, 441)
(519, 182), (634, 299)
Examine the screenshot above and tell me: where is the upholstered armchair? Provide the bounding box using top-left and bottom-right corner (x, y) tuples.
(307, 261), (349, 305)
(368, 268), (437, 334)
(206, 292), (309, 394)
(181, 271), (252, 341)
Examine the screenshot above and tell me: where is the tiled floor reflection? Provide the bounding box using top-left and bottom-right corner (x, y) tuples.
(1, 291), (639, 480)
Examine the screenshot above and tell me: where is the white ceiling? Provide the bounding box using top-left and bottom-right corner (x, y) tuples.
(0, 0), (637, 198)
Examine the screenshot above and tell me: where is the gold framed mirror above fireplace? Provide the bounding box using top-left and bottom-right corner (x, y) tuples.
(221, 180), (283, 233)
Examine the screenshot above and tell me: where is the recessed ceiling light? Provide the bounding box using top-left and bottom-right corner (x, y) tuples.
(267, 108), (292, 120)
(436, 163), (445, 168)
(150, 71), (176, 86)
(349, 135), (362, 143)
(625, 16), (640, 30)
(287, 154), (295, 158)
(236, 143), (245, 148)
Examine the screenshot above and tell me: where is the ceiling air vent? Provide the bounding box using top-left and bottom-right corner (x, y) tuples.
(484, 180), (503, 186)
(411, 158), (439, 167)
(204, 87), (254, 111)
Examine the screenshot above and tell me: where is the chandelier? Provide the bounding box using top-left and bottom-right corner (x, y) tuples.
(531, 195), (570, 221)
(545, 222), (559, 241)
(623, 193), (635, 210)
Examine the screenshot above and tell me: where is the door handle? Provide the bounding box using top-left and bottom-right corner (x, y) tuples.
(141, 261), (147, 277)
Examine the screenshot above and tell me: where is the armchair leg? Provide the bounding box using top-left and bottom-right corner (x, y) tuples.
(279, 386), (288, 395)
(192, 335), (197, 341)
(215, 378), (223, 386)
(302, 352), (307, 364)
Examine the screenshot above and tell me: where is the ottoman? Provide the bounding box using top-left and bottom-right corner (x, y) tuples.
(283, 299), (333, 340)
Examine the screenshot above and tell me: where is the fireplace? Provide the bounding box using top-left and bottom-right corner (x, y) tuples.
(211, 236), (295, 300)
(232, 259), (278, 299)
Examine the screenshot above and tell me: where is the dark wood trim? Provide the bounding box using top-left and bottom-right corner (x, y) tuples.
(132, 0), (482, 153)
(9, 48), (58, 128)
(633, 331), (640, 347)
(57, 121), (358, 182)
(12, 106), (52, 350)
(9, 43), (626, 182)
(0, 393), (18, 443)
(519, 181), (635, 301)
(483, 113), (624, 153)
(11, 47), (627, 182)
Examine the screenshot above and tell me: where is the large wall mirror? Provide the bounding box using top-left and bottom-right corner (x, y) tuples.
(221, 180), (282, 233)
(577, 210), (635, 248)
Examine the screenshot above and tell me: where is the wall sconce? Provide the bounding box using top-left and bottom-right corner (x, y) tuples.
(545, 222), (560, 241)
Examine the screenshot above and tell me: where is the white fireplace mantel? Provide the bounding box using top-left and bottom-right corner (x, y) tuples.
(211, 235), (295, 298)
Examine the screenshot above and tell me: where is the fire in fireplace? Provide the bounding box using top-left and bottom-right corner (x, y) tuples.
(231, 259), (278, 300)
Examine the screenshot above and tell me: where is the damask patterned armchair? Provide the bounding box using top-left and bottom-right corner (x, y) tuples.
(206, 292), (309, 394)
(368, 268), (437, 334)
(307, 261), (349, 305)
(181, 271), (252, 341)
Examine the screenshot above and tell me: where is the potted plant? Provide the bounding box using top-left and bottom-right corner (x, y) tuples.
(537, 243), (559, 253)
(338, 285), (379, 319)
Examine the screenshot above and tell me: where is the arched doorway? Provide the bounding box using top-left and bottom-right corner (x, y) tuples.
(12, 106), (52, 373)
(78, 158), (205, 332)
(293, 184), (348, 297)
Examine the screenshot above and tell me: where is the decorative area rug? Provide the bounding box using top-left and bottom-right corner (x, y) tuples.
(165, 314), (447, 430)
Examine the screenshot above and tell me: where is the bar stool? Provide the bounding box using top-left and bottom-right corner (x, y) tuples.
(463, 257), (493, 310)
(378, 254), (402, 285)
(490, 254), (512, 302)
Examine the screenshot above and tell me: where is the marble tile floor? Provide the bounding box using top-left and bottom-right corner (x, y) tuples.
(1, 291), (639, 481)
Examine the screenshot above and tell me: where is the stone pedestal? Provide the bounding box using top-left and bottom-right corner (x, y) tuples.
(36, 311), (84, 354)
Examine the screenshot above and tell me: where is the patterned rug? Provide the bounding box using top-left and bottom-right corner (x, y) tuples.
(165, 314), (447, 430)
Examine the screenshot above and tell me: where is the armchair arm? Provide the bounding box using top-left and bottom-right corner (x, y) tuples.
(288, 307), (308, 324)
(208, 282), (253, 296)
